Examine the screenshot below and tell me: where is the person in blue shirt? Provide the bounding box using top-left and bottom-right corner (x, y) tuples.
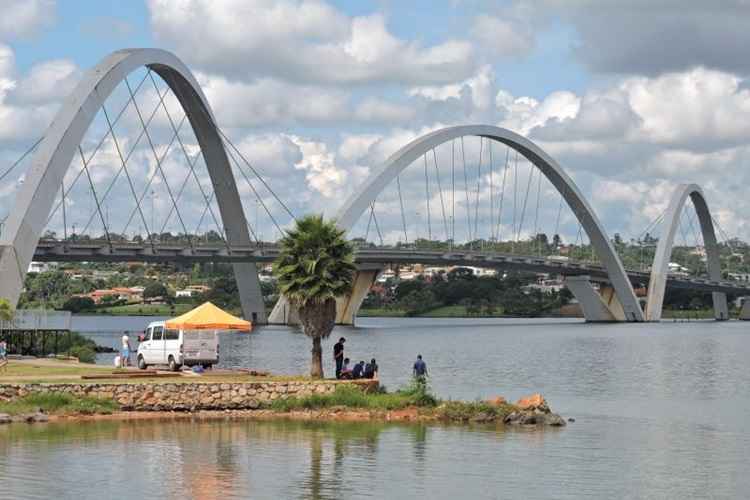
(352, 360), (365, 379)
(413, 354), (427, 381)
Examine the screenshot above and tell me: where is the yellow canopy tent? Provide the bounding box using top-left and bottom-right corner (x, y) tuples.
(165, 302), (252, 331)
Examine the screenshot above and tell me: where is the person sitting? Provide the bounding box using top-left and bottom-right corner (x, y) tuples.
(340, 358), (353, 379)
(364, 358), (378, 379)
(352, 360), (365, 379)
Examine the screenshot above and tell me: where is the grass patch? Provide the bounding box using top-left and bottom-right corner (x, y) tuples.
(433, 400), (517, 422)
(0, 393), (119, 415)
(357, 308), (407, 317)
(269, 381), (439, 412)
(89, 303), (194, 316)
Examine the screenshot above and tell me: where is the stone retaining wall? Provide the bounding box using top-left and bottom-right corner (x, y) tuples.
(0, 380), (378, 411)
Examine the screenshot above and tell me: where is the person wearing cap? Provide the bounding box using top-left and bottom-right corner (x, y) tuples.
(333, 337), (346, 379)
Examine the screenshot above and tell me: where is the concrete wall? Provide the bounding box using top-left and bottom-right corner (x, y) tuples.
(0, 379), (378, 411)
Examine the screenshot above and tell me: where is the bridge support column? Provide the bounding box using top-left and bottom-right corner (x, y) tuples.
(565, 275), (632, 322)
(739, 298), (750, 320)
(335, 268), (381, 326)
(234, 262), (267, 325)
(269, 266), (382, 326)
(0, 246), (25, 307)
(712, 292), (729, 321)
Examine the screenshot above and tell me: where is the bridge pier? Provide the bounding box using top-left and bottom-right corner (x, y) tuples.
(739, 299), (750, 320)
(564, 275), (634, 322)
(234, 262), (267, 325)
(0, 246), (25, 308)
(269, 267), (382, 326)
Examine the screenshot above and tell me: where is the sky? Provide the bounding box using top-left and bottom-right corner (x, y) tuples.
(2, 0), (750, 247)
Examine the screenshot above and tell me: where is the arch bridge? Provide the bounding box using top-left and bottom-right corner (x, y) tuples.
(0, 48), (745, 325)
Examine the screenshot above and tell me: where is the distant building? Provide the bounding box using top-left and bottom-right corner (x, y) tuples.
(175, 285), (211, 298)
(27, 261), (51, 273)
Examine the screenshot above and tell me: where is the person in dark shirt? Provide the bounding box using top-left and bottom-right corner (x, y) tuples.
(364, 358), (378, 379)
(413, 354), (428, 381)
(352, 360), (365, 379)
(333, 337), (346, 379)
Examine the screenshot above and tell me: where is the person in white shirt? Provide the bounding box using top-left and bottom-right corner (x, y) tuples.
(121, 333), (131, 368)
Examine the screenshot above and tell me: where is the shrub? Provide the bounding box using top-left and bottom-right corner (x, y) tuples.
(268, 382), (439, 412)
(68, 345), (96, 363)
(0, 393), (118, 415)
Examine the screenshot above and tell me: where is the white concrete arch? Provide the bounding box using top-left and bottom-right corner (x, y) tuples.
(645, 183), (728, 321)
(0, 48), (265, 322)
(270, 124), (644, 324)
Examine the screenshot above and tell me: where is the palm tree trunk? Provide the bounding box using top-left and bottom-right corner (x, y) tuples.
(311, 336), (323, 378)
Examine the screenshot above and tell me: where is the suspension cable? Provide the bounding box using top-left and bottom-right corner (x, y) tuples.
(73, 80), (173, 235)
(224, 141), (282, 241)
(431, 148), (449, 241)
(78, 146), (112, 248)
(423, 153), (431, 241)
(473, 137), (483, 242)
(495, 147), (510, 242)
(99, 100), (155, 249)
(0, 137), (43, 183)
(147, 72), (228, 245)
(516, 160), (535, 242)
(214, 127), (296, 222)
(44, 71), (153, 226)
(460, 136), (472, 244)
(370, 201), (384, 246)
(451, 140), (455, 245)
(533, 167), (542, 254)
(396, 175), (409, 245)
(125, 77), (193, 249)
(489, 141), (494, 241)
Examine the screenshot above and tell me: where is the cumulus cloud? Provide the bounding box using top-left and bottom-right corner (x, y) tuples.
(147, 0), (476, 86)
(533, 0), (750, 76)
(471, 14), (534, 57)
(0, 45), (80, 144)
(0, 0), (55, 39)
(198, 73), (350, 127)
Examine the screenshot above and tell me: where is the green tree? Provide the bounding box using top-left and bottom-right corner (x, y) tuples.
(62, 296), (95, 313)
(143, 282), (168, 302)
(0, 298), (14, 344)
(273, 215), (355, 378)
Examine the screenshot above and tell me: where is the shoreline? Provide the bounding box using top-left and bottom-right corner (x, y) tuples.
(12, 404), (567, 427)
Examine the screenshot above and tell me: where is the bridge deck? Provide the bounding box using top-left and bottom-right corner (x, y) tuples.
(32, 240), (750, 295)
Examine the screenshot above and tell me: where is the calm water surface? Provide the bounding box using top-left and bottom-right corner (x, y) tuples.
(1, 317), (748, 499)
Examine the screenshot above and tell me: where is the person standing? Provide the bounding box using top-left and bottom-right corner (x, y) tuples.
(413, 354), (428, 381)
(0, 340), (7, 373)
(333, 337), (346, 379)
(121, 332), (131, 368)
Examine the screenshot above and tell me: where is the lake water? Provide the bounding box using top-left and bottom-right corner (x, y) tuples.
(2, 316), (749, 499)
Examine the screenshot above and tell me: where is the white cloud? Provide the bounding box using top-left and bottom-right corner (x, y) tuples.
(11, 59), (80, 104)
(0, 0), (55, 39)
(198, 73), (350, 127)
(471, 14), (534, 57)
(147, 0), (476, 86)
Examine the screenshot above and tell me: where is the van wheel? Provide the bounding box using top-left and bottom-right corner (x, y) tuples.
(137, 356), (147, 370)
(168, 356), (180, 372)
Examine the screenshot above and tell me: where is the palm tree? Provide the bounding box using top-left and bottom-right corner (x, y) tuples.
(273, 215), (355, 378)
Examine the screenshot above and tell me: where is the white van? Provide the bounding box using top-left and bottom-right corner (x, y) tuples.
(136, 321), (219, 371)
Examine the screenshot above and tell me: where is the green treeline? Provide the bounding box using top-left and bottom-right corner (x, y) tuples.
(363, 269), (573, 317)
